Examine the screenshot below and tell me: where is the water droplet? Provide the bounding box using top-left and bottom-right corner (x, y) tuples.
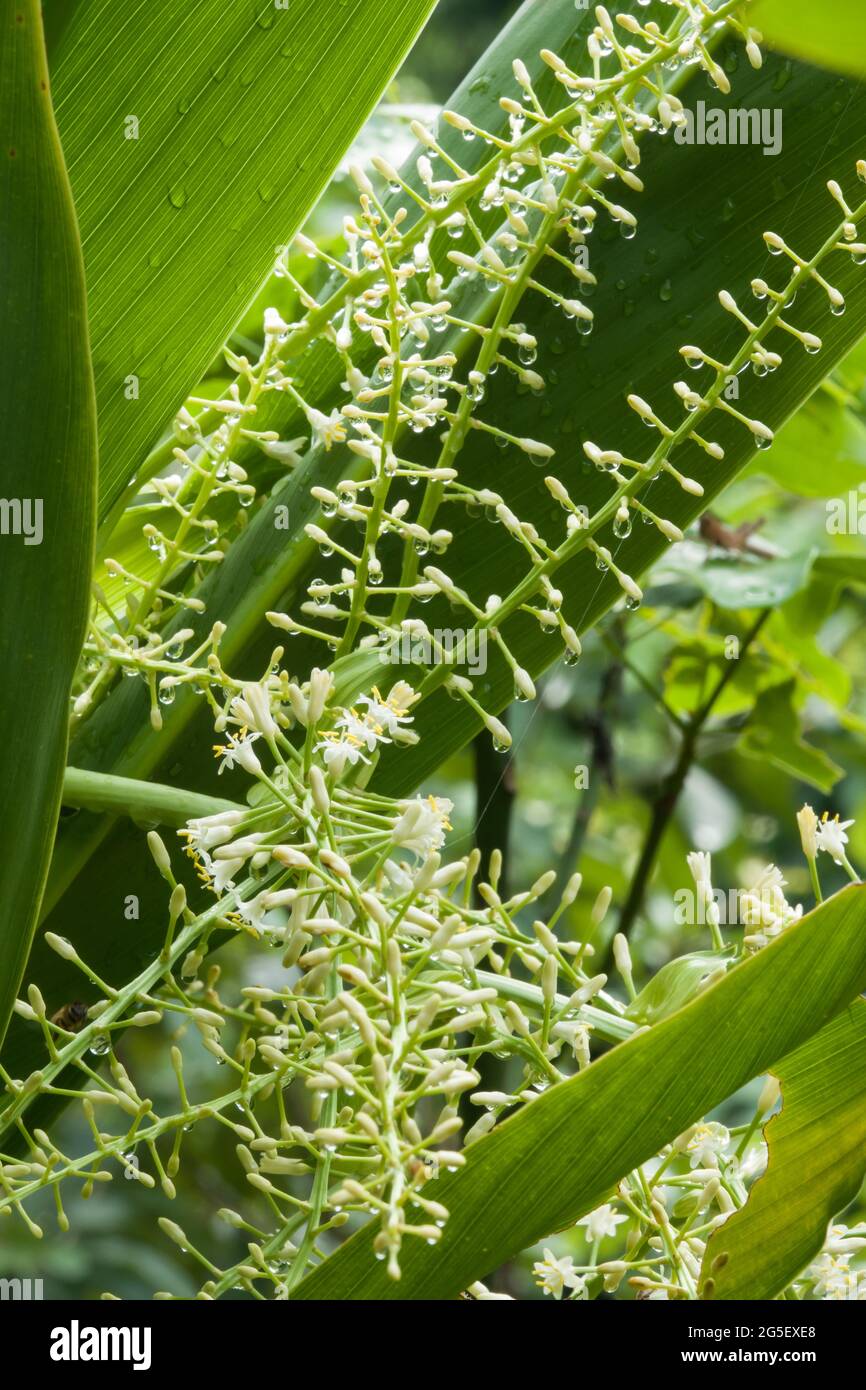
(168, 184), (187, 210)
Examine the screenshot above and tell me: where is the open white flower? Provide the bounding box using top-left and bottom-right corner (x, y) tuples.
(315, 730), (371, 771)
(740, 865), (801, 926)
(334, 708), (389, 753)
(532, 1248), (587, 1300)
(392, 795), (453, 856)
(579, 1202), (628, 1242)
(682, 1121), (730, 1169)
(825, 1223), (866, 1255)
(811, 1252), (863, 1300)
(235, 892), (272, 934)
(213, 730), (262, 776)
(259, 435), (307, 466)
(357, 683), (417, 739)
(740, 865), (801, 951)
(815, 813), (855, 866)
(181, 809), (245, 854)
(210, 855), (245, 893)
(308, 407), (347, 451)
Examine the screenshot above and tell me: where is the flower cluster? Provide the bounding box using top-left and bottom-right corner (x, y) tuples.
(2, 669), (633, 1293)
(69, 4), (783, 752)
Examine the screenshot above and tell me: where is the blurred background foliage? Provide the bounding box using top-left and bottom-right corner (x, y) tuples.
(8, 0), (866, 1300)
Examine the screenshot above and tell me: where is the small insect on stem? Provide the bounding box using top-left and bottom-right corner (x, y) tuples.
(50, 1001), (89, 1034)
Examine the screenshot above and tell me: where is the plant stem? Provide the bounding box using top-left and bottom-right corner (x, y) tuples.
(614, 610), (770, 947)
(62, 766), (239, 827)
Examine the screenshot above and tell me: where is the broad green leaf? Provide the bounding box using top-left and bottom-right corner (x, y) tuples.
(751, 0), (866, 80)
(48, 0), (438, 517)
(738, 681), (844, 791)
(746, 393), (866, 498)
(663, 650), (779, 719)
(0, 0), (97, 1046)
(701, 1001), (866, 1300)
(655, 547), (866, 611)
(764, 610), (852, 710)
(659, 551), (825, 610)
(291, 885), (866, 1299)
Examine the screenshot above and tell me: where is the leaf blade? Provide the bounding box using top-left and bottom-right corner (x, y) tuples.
(751, 0), (866, 80)
(49, 0), (438, 517)
(0, 0), (97, 1045)
(701, 1001), (866, 1300)
(291, 886), (866, 1300)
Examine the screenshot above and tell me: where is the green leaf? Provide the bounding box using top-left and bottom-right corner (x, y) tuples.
(701, 1001), (866, 1300)
(48, 0), (438, 518)
(663, 644), (780, 720)
(625, 949), (736, 1025)
(750, 0), (866, 80)
(738, 681), (844, 791)
(0, 0), (97, 1047)
(765, 609), (852, 710)
(290, 885), (866, 1300)
(655, 547), (866, 612)
(746, 393), (866, 498)
(659, 551), (819, 610)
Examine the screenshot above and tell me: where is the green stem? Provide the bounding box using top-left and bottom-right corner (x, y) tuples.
(62, 767), (240, 828)
(614, 610), (770, 947)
